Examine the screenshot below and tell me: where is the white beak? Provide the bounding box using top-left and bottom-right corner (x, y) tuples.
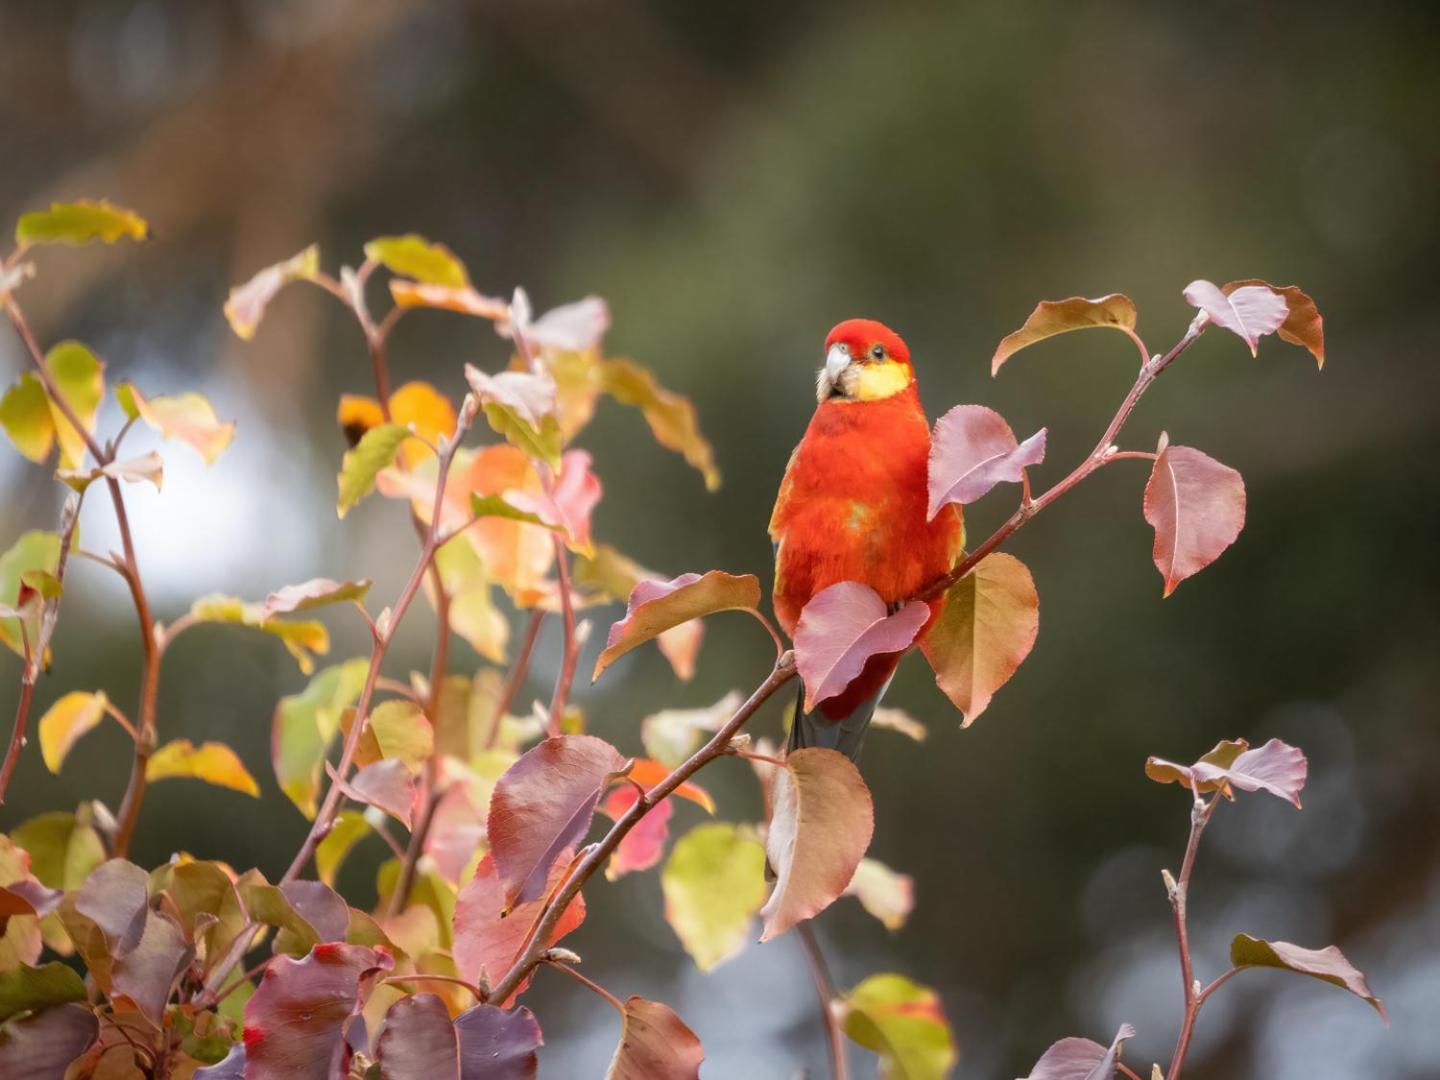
(825, 344), (851, 384)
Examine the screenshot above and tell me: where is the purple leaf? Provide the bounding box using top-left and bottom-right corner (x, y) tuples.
(1024, 1023), (1136, 1080)
(280, 881), (351, 944)
(329, 759), (418, 828)
(1147, 737), (1307, 808)
(110, 909), (193, 1025)
(1183, 279), (1288, 355)
(1143, 440), (1245, 597)
(454, 1003), (543, 1080)
(1231, 935), (1386, 1020)
(0, 879), (62, 931)
(0, 1003), (99, 1078)
(74, 859), (150, 958)
(793, 582), (930, 711)
(928, 405), (1046, 516)
(377, 994), (459, 1080)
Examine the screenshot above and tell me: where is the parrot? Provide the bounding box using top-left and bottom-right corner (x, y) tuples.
(769, 319), (963, 760)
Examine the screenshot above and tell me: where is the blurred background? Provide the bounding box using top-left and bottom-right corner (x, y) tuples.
(2, 1), (1437, 1076)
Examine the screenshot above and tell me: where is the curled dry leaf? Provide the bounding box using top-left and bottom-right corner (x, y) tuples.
(793, 582), (929, 712)
(605, 996), (704, 1080)
(1222, 279), (1325, 367)
(487, 734), (626, 910)
(1182, 279), (1287, 356)
(919, 552), (1039, 726)
(761, 748), (875, 941)
(991, 294), (1138, 374)
(593, 571), (761, 681)
(661, 822), (768, 972)
(927, 404), (1046, 516)
(1143, 441), (1245, 597)
(224, 244), (320, 341)
(1229, 934), (1386, 1021)
(842, 973), (956, 1080)
(1023, 1023), (1137, 1080)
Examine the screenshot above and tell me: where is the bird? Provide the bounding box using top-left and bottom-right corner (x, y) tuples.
(769, 319), (964, 760)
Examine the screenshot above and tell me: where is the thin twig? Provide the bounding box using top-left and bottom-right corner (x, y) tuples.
(797, 922), (849, 1080)
(544, 957), (625, 1015)
(381, 973), (483, 1001)
(489, 609), (545, 749)
(1165, 784), (1220, 1080)
(547, 536), (579, 735)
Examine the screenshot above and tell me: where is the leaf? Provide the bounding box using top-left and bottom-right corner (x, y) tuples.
(453, 853), (585, 1000)
(1023, 1024), (1136, 1080)
(116, 383), (236, 464)
(640, 691), (743, 769)
(16, 199), (148, 246)
(453, 1003), (543, 1080)
(338, 423), (410, 517)
(147, 739), (260, 796)
(388, 281), (510, 320)
(760, 748), (875, 941)
(1182, 279), (1288, 356)
(599, 785), (672, 881)
(793, 582), (930, 711)
(273, 659), (370, 817)
(195, 1044), (247, 1079)
(364, 235), (469, 288)
(920, 552), (1039, 726)
(0, 374), (54, 463)
(110, 908), (193, 1024)
(43, 341), (104, 470)
(0, 530), (60, 657)
(224, 244), (320, 341)
(316, 811), (370, 888)
(870, 707), (927, 742)
(1143, 440), (1246, 597)
(260, 577), (371, 618)
(75, 858), (150, 960)
(620, 759), (715, 815)
(605, 997), (704, 1080)
(600, 358), (720, 491)
(0, 963), (86, 1022)
(1146, 737), (1307, 807)
(519, 297), (611, 353)
(38, 691), (109, 773)
(843, 974), (957, 1080)
(1229, 934), (1385, 1020)
(193, 593), (330, 673)
(660, 822), (767, 972)
(502, 449), (602, 557)
(338, 759), (418, 828)
(376, 994), (460, 1080)
(242, 943), (393, 1080)
(349, 699), (434, 773)
(10, 811), (105, 890)
(927, 405), (1046, 516)
(465, 366), (562, 468)
(0, 879), (62, 931)
(389, 381), (458, 465)
(487, 735), (626, 910)
(0, 1003), (99, 1078)
(990, 294), (1137, 374)
(102, 450), (165, 489)
(844, 858), (915, 932)
(593, 571), (761, 681)
(1222, 280), (1325, 368)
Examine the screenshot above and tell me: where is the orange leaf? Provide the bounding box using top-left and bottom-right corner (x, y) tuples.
(621, 759), (715, 815)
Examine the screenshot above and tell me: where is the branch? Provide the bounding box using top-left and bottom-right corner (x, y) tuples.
(797, 922), (849, 1080)
(489, 609), (545, 749)
(543, 956), (625, 1014)
(1165, 783), (1220, 1080)
(546, 535), (579, 736)
(485, 652), (797, 1005)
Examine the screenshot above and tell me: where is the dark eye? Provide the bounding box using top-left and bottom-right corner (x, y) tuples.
(870, 344), (886, 360)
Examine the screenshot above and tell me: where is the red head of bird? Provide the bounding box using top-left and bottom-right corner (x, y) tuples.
(817, 318), (915, 403)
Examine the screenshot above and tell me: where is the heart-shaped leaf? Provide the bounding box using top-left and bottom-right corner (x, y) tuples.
(928, 404), (1046, 515)
(1183, 279), (1287, 356)
(991, 294), (1138, 374)
(1143, 440), (1246, 597)
(793, 582), (929, 712)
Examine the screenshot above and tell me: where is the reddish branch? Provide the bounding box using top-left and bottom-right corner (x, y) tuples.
(1165, 782), (1221, 1080)
(797, 922), (850, 1080)
(546, 536), (580, 735)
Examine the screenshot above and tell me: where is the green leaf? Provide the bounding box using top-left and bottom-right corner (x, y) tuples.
(364, 234), (469, 288)
(600, 357), (720, 490)
(1230, 934), (1387, 1021)
(468, 493), (559, 530)
(0, 962), (87, 1022)
(660, 823), (767, 972)
(15, 199), (148, 247)
(0, 374), (54, 463)
(486, 404), (562, 469)
(43, 341), (104, 470)
(843, 974), (957, 1080)
(0, 531), (60, 657)
(315, 810), (371, 887)
(272, 659), (370, 817)
(11, 811), (105, 890)
(224, 244), (320, 340)
(348, 699), (433, 773)
(338, 422), (409, 517)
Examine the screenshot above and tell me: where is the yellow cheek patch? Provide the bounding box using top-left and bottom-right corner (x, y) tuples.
(850, 360), (912, 401)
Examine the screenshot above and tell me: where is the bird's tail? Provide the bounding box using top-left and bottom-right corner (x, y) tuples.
(787, 669), (894, 763)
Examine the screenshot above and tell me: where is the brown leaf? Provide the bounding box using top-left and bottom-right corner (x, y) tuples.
(991, 294), (1137, 374)
(1182, 280), (1287, 356)
(605, 997), (704, 1080)
(1222, 280), (1325, 368)
(1230, 934), (1385, 1021)
(1143, 440), (1245, 597)
(593, 571), (762, 681)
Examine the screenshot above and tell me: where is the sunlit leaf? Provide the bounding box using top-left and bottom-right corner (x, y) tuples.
(1229, 934), (1385, 1020)
(657, 620), (704, 682)
(37, 691), (109, 773)
(761, 748), (874, 941)
(272, 659), (370, 817)
(260, 577), (371, 618)
(347, 699), (433, 773)
(661, 822), (767, 972)
(337, 394), (385, 448)
(843, 973), (957, 1080)
(990, 294), (1137, 374)
(100, 450), (164, 489)
(1146, 737), (1307, 807)
(390, 380), (458, 465)
(338, 422), (409, 518)
(501, 296), (611, 353)
(1143, 438), (1245, 597)
(599, 784), (672, 881)
(0, 1003), (99, 1077)
(468, 493), (557, 530)
(600, 358), (719, 491)
(1222, 280), (1325, 368)
(870, 707), (927, 742)
(919, 552), (1039, 726)
(364, 234), (469, 288)
(0, 374), (54, 463)
(640, 692), (743, 769)
(927, 404), (1046, 515)
(447, 445), (555, 605)
(593, 571), (761, 681)
(189, 593), (330, 674)
(115, 382), (236, 464)
(503, 448), (602, 556)
(487, 735), (626, 910)
(336, 759), (417, 827)
(844, 858), (914, 932)
(1022, 1023), (1135, 1080)
(43, 341), (104, 470)
(315, 811), (370, 888)
(146, 739), (260, 796)
(1183, 279), (1288, 356)
(620, 759), (715, 815)
(432, 538), (511, 662)
(388, 280), (509, 320)
(794, 582), (929, 711)
(224, 244), (320, 341)
(0, 530), (60, 657)
(16, 199), (147, 247)
(0, 261), (34, 299)
(465, 365), (562, 468)
(454, 1002), (543, 1079)
(605, 996), (704, 1080)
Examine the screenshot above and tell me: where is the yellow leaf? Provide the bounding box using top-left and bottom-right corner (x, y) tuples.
(661, 823), (767, 971)
(600, 357), (720, 490)
(117, 383), (235, 464)
(388, 280), (507, 319)
(146, 740), (260, 796)
(843, 974), (956, 1080)
(337, 394), (385, 448)
(38, 691), (109, 773)
(43, 342), (104, 470)
(345, 699), (434, 773)
(224, 244), (320, 341)
(844, 858), (915, 932)
(389, 381), (457, 465)
(0, 374), (55, 463)
(16, 200), (148, 247)
(363, 234), (468, 288)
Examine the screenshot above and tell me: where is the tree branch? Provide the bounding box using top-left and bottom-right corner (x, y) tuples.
(797, 922), (849, 1080)
(1165, 783), (1220, 1080)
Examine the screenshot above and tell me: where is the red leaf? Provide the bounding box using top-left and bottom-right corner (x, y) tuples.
(605, 997), (704, 1080)
(1222, 280), (1325, 368)
(242, 943), (393, 1080)
(927, 404), (1046, 516)
(487, 735), (626, 910)
(453, 853), (586, 1003)
(377, 994), (459, 1080)
(620, 759), (715, 814)
(1023, 1023), (1136, 1080)
(1147, 737), (1308, 808)
(454, 1003), (543, 1080)
(329, 759), (418, 828)
(593, 571), (761, 681)
(0, 1003), (99, 1078)
(1230, 934), (1386, 1020)
(793, 583), (929, 712)
(1142, 441), (1245, 597)
(760, 748), (875, 941)
(600, 785), (673, 880)
(1183, 279), (1288, 356)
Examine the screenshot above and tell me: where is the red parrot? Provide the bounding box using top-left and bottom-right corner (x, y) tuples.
(770, 319), (963, 759)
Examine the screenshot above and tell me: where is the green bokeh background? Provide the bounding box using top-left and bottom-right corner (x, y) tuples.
(2, 2), (1437, 1076)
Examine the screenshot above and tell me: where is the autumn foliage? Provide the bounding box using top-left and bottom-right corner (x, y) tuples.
(0, 200), (1380, 1079)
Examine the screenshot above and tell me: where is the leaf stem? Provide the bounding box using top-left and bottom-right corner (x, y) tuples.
(381, 972), (484, 1001)
(544, 957), (626, 1015)
(485, 652), (797, 1005)
(797, 922), (849, 1080)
